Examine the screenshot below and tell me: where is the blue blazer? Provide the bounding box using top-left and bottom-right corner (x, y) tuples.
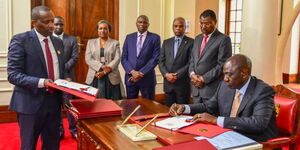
(7, 29), (67, 114)
(121, 32), (160, 86)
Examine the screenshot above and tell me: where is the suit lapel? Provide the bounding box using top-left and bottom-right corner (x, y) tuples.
(30, 30), (47, 73)
(138, 32), (150, 58)
(226, 89), (236, 116)
(169, 37), (175, 61)
(237, 77), (255, 116)
(95, 38), (101, 60)
(174, 36), (188, 60)
(104, 38), (112, 58)
(198, 30), (220, 60)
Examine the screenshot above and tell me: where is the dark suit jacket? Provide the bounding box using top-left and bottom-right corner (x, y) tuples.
(62, 34), (78, 81)
(121, 32), (160, 86)
(159, 35), (193, 93)
(189, 76), (277, 141)
(189, 29), (232, 99)
(7, 29), (68, 114)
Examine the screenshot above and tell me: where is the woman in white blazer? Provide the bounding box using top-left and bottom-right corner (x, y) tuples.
(85, 20), (122, 100)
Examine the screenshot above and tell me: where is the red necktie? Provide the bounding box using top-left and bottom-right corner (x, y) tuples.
(199, 34), (209, 56)
(43, 38), (54, 81)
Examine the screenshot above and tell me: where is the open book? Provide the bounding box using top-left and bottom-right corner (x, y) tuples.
(152, 115), (195, 131)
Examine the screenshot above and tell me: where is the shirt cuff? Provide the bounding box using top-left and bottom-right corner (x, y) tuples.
(217, 116), (225, 127)
(183, 105), (191, 114)
(190, 71), (195, 78)
(38, 78), (45, 88)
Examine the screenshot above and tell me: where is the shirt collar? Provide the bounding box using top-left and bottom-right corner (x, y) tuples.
(204, 28), (216, 38)
(34, 28), (50, 42)
(53, 32), (64, 39)
(137, 31), (148, 37)
(236, 77), (251, 95)
(175, 35), (184, 41)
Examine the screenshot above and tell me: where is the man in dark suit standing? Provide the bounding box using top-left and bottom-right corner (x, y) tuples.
(53, 16), (78, 139)
(7, 6), (70, 150)
(170, 54), (277, 141)
(121, 15), (160, 100)
(159, 17), (193, 106)
(189, 9), (232, 103)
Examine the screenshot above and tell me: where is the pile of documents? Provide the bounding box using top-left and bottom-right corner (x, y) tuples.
(68, 99), (122, 119)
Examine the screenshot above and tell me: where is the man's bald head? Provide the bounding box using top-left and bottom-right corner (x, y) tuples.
(223, 54), (252, 89)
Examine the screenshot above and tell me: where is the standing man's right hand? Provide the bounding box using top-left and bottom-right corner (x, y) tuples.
(44, 79), (54, 88)
(169, 104), (185, 116)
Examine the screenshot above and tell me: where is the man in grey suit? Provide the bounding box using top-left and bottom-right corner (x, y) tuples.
(189, 9), (232, 103)
(159, 17), (194, 107)
(170, 54), (277, 142)
(53, 16), (78, 139)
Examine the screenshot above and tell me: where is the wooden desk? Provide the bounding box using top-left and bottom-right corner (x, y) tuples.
(77, 99), (263, 150)
(77, 99), (168, 150)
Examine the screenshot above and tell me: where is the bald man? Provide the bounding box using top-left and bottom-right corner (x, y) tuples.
(170, 54), (277, 142)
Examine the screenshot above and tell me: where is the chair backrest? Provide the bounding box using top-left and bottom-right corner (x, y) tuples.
(273, 85), (300, 135)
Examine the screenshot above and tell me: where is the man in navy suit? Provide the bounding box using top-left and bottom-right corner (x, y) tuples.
(7, 6), (70, 150)
(170, 54), (277, 141)
(53, 16), (78, 140)
(121, 15), (160, 100)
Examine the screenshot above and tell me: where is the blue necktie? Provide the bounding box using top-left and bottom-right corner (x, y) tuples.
(174, 38), (180, 58)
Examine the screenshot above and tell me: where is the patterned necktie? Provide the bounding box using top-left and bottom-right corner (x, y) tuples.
(137, 34), (143, 56)
(174, 38), (180, 58)
(199, 34), (209, 56)
(230, 92), (241, 117)
(43, 38), (54, 81)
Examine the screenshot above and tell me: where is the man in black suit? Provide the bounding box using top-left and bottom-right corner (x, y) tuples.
(170, 54), (277, 141)
(7, 6), (70, 149)
(159, 17), (194, 107)
(53, 16), (78, 139)
(189, 9), (232, 103)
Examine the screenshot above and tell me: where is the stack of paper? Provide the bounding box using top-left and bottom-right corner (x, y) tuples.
(68, 99), (122, 119)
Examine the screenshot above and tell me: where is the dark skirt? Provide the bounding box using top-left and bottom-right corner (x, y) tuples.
(91, 75), (122, 100)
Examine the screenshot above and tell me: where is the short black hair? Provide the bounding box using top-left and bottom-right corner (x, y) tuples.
(136, 15), (149, 24)
(97, 20), (112, 32)
(31, 6), (51, 21)
(173, 17), (186, 27)
(200, 9), (217, 21)
(54, 16), (64, 21)
(226, 54), (252, 74)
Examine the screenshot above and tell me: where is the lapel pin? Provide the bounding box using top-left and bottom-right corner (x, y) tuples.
(57, 50), (61, 54)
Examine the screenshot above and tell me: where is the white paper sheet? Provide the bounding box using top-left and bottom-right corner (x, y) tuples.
(152, 115), (194, 130)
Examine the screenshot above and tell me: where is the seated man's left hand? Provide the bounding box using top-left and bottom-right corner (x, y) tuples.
(192, 113), (217, 125)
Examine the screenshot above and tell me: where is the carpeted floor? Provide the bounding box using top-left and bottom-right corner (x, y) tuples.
(0, 118), (77, 150)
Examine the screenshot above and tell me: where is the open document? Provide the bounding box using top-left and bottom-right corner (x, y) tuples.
(194, 131), (262, 150)
(152, 115), (195, 130)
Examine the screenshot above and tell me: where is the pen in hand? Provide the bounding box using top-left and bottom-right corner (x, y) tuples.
(173, 103), (178, 117)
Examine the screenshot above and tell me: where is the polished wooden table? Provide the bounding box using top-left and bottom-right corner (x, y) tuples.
(77, 99), (169, 150)
(76, 99), (264, 150)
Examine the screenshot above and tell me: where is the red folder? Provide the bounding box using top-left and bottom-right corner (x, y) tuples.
(177, 122), (231, 138)
(68, 99), (122, 119)
(152, 139), (217, 150)
(46, 82), (98, 102)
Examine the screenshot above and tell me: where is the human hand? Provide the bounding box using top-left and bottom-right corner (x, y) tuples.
(65, 77), (72, 82)
(169, 103), (185, 116)
(102, 66), (112, 74)
(44, 79), (54, 88)
(192, 113), (217, 124)
(95, 72), (105, 79)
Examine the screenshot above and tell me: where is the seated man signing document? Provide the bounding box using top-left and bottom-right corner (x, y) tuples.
(169, 54), (277, 141)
